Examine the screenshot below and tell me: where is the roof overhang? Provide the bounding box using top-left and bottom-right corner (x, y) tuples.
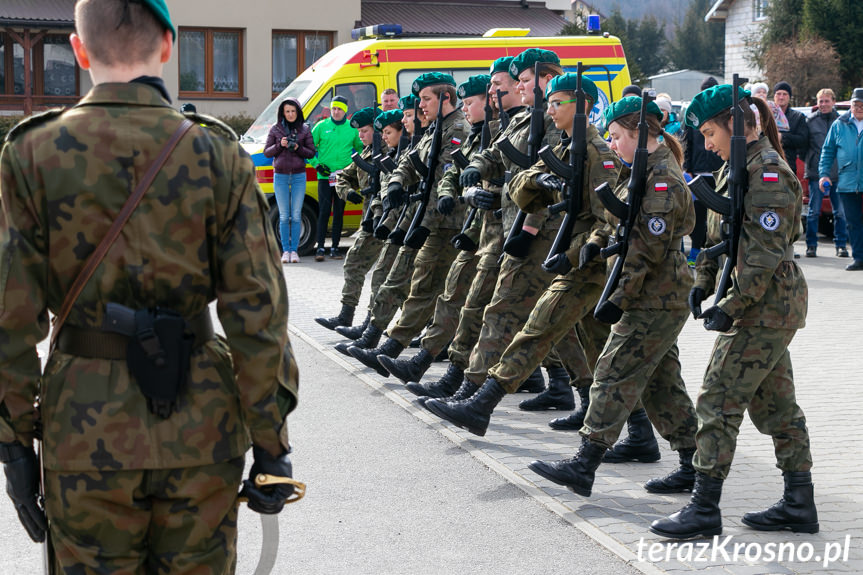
(705, 0), (734, 22)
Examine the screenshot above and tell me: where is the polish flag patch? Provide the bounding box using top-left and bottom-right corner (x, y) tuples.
(603, 160), (615, 169)
(655, 183), (668, 191)
(763, 172), (779, 182)
(451, 137), (462, 145)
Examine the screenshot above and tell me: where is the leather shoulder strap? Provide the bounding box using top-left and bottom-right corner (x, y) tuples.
(50, 119), (195, 350)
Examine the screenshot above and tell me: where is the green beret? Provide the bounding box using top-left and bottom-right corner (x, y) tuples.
(457, 74), (491, 100)
(509, 48), (560, 79)
(349, 107), (380, 129)
(399, 94), (419, 111)
(545, 73), (598, 105)
(412, 72), (456, 96)
(490, 57), (514, 76)
(140, 0), (176, 41)
(602, 96), (663, 130)
(684, 84), (752, 129)
(374, 109), (404, 131)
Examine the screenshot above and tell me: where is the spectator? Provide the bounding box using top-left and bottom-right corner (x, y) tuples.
(311, 95), (364, 261)
(750, 82), (769, 100)
(819, 87), (863, 271)
(682, 76), (723, 266)
(622, 84), (642, 98)
(804, 88), (848, 258)
(773, 81), (809, 169)
(381, 88), (399, 111)
(656, 96), (681, 136)
(264, 97), (316, 263)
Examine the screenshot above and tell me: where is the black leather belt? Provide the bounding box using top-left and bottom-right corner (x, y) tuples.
(56, 310), (215, 359)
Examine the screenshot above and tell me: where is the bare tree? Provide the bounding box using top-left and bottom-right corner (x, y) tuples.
(762, 36), (840, 105)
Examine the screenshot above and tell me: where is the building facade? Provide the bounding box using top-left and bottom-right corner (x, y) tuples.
(706, 0), (768, 83)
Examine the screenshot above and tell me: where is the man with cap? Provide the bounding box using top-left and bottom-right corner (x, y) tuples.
(347, 72), (470, 372)
(423, 48), (587, 424)
(0, 0), (298, 571)
(819, 87), (863, 270)
(311, 94), (364, 261)
(772, 81), (809, 173)
(315, 106), (386, 330)
(377, 73), (499, 383)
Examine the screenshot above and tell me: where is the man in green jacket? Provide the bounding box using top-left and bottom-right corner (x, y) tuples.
(311, 96), (364, 260)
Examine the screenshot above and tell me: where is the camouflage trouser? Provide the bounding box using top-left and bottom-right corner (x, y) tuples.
(367, 241), (401, 312)
(369, 244), (418, 330)
(388, 228), (460, 346)
(693, 326), (812, 480)
(572, 314), (611, 388)
(488, 260), (606, 392)
(419, 245), (480, 355)
(581, 308), (697, 451)
(340, 229), (384, 308)
(464, 227), (584, 386)
(45, 458), (244, 575)
(448, 212), (503, 369)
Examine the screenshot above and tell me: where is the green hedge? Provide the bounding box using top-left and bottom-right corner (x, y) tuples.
(0, 116), (25, 141)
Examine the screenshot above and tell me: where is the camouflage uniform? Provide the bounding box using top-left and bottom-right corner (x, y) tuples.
(0, 83), (297, 572)
(373, 109), (469, 344)
(692, 136), (811, 480)
(335, 144), (385, 309)
(580, 144), (698, 450)
(487, 124), (620, 391)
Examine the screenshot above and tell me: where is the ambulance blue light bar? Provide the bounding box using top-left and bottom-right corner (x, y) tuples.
(351, 24), (403, 40)
(587, 15), (601, 34)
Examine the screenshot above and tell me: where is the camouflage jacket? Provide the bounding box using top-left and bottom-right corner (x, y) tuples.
(390, 108), (469, 230)
(510, 123), (620, 267)
(598, 144), (694, 311)
(694, 136), (806, 329)
(467, 108), (562, 231)
(0, 83), (298, 471)
(336, 144), (382, 217)
(438, 120), (503, 211)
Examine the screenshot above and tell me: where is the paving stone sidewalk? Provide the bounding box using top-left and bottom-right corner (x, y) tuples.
(285, 236), (862, 575)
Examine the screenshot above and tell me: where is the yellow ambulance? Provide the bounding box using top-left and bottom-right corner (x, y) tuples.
(242, 26), (632, 254)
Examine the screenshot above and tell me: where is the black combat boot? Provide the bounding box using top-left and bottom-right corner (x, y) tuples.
(335, 313), (370, 341)
(424, 377), (506, 436)
(406, 364), (463, 398)
(528, 438), (607, 497)
(335, 324), (381, 355)
(519, 367), (575, 411)
(548, 385), (591, 430)
(741, 471), (819, 533)
(650, 473), (723, 539)
(645, 448), (696, 493)
(378, 348), (434, 384)
(516, 367), (545, 393)
(314, 304), (355, 331)
(602, 408), (661, 463)
(414, 373), (475, 407)
(348, 337), (405, 377)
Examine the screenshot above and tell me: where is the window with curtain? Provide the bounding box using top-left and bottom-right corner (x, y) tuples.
(42, 35), (76, 97)
(272, 30), (333, 99)
(179, 27), (244, 98)
(0, 32), (79, 104)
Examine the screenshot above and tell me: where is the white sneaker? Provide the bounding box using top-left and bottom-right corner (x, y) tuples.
(281, 251), (291, 264)
(290, 251), (300, 263)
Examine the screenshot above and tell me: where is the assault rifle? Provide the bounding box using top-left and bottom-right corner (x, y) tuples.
(496, 88), (510, 132)
(497, 61), (546, 257)
(538, 61), (588, 272)
(351, 130), (382, 233)
(403, 91), (447, 249)
(688, 73), (749, 302)
(594, 90), (655, 318)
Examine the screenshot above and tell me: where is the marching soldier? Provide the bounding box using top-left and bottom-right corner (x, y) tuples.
(526, 95), (698, 498)
(652, 84), (817, 539)
(0, 0), (298, 571)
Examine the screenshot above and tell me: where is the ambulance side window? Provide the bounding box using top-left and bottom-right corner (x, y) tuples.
(397, 69), (484, 98)
(307, 83), (377, 127)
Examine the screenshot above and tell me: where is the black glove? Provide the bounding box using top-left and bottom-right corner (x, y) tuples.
(688, 287), (706, 320)
(698, 306), (733, 332)
(542, 252), (572, 275)
(503, 229), (536, 258)
(374, 222), (392, 240)
(459, 166), (482, 188)
(361, 218), (374, 233)
(0, 442), (47, 542)
(315, 164), (331, 177)
(579, 242), (602, 269)
(535, 173), (564, 191)
(594, 300), (623, 324)
(437, 195), (455, 215)
(463, 187), (495, 210)
(241, 446), (295, 515)
(387, 182), (406, 209)
(346, 191), (364, 204)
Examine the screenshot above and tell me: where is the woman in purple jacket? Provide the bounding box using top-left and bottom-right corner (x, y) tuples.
(264, 97), (316, 262)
